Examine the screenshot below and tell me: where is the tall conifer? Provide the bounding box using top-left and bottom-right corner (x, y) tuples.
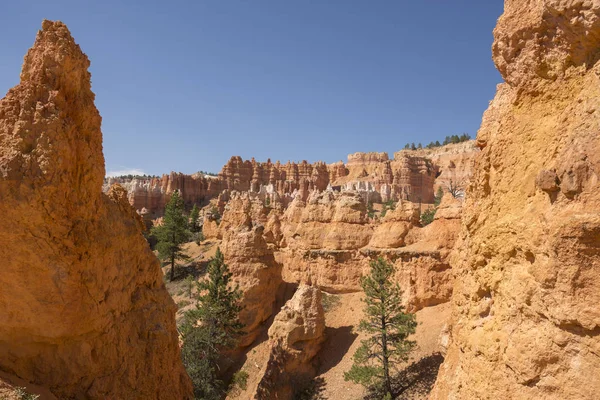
(345, 257), (416, 398)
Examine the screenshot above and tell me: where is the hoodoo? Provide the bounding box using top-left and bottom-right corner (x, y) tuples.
(0, 21), (192, 398)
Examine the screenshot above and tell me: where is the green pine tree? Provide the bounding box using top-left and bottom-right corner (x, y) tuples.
(344, 258), (416, 398)
(181, 248), (245, 399)
(151, 190), (190, 282)
(189, 203), (200, 233)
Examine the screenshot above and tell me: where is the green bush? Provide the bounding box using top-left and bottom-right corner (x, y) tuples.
(230, 370), (249, 392)
(420, 208), (436, 226)
(367, 202), (375, 219)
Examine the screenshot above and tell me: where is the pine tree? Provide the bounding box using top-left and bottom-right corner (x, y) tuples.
(189, 203), (200, 233)
(151, 190), (190, 281)
(410, 143), (416, 150)
(181, 248), (244, 399)
(344, 258), (416, 398)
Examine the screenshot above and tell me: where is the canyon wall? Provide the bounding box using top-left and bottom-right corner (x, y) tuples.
(432, 1), (600, 399)
(106, 144), (476, 215)
(0, 21), (192, 399)
(211, 189), (461, 313)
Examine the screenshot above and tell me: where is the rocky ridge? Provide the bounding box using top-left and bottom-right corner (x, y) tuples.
(206, 188), (462, 313)
(105, 142), (477, 216)
(0, 21), (192, 399)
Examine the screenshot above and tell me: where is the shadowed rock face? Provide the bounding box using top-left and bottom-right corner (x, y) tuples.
(431, 1), (600, 399)
(0, 21), (192, 399)
(256, 285), (325, 400)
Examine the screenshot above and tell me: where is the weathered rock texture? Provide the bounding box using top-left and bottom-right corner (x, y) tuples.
(219, 193), (283, 347)
(104, 172), (221, 217)
(415, 141), (479, 195)
(0, 21), (192, 399)
(432, 2), (600, 399)
(214, 188), (461, 312)
(255, 285), (325, 400)
(106, 144), (477, 215)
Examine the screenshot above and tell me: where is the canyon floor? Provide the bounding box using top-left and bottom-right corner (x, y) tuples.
(164, 240), (450, 400)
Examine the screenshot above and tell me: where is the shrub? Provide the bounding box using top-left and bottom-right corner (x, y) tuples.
(367, 202), (376, 219)
(420, 208), (436, 226)
(229, 370), (249, 395)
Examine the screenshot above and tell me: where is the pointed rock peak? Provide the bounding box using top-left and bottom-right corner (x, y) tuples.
(20, 20), (91, 94)
(0, 19), (103, 207)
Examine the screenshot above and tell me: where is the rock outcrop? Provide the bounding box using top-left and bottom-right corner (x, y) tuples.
(255, 285), (325, 400)
(270, 190), (460, 311)
(0, 21), (192, 399)
(104, 172), (221, 217)
(415, 141), (479, 195)
(432, 1), (600, 399)
(219, 194), (283, 347)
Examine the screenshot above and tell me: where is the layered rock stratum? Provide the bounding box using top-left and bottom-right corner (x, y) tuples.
(432, 1), (600, 399)
(105, 142), (477, 216)
(0, 21), (192, 399)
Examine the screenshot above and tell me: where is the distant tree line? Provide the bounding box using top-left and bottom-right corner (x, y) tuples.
(109, 171), (218, 180)
(112, 174), (160, 180)
(403, 133), (472, 151)
(198, 170), (218, 177)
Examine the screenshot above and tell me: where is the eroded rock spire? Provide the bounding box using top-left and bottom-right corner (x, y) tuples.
(0, 20), (192, 399)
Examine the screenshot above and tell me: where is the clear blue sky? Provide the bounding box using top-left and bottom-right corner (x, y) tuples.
(1, 1), (504, 176)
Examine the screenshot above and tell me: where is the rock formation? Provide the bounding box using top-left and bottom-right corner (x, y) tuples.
(211, 188), (461, 312)
(432, 1), (600, 399)
(255, 285), (325, 399)
(219, 193), (283, 347)
(104, 171), (222, 217)
(410, 141), (479, 195)
(0, 21), (192, 399)
(106, 143), (477, 215)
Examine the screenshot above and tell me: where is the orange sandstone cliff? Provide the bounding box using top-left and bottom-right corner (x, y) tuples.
(432, 1), (600, 399)
(0, 21), (192, 399)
